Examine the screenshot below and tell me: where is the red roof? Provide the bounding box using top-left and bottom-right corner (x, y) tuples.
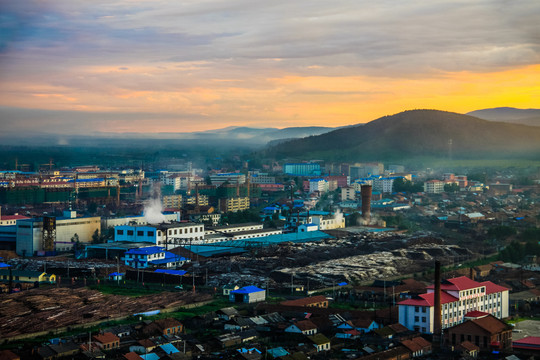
(93, 332), (119, 344)
(513, 336), (540, 347)
(464, 311), (489, 319)
(479, 281), (509, 294)
(0, 215), (29, 221)
(427, 276), (481, 291)
(398, 291), (458, 306)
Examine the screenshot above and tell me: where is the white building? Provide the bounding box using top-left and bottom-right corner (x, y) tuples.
(309, 179), (329, 193)
(114, 222), (205, 248)
(341, 187), (356, 201)
(398, 276), (509, 334)
(210, 173), (246, 186)
(16, 212), (101, 255)
(424, 180), (445, 194)
(311, 215), (345, 230)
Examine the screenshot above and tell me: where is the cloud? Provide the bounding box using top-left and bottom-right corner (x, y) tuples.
(0, 0), (539, 133)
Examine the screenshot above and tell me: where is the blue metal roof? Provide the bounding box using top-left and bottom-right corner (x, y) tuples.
(231, 286), (265, 294)
(125, 246), (164, 255)
(160, 343), (179, 354)
(140, 354), (159, 360)
(0, 262), (11, 268)
(154, 269), (187, 276)
(108, 272), (124, 276)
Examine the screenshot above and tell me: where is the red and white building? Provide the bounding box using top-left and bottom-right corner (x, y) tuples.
(398, 276), (509, 334)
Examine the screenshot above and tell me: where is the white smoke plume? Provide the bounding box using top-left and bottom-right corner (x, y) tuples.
(144, 183), (166, 224)
(144, 198), (167, 224)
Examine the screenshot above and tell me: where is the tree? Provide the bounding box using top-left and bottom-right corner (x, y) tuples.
(444, 183), (460, 193)
(71, 233), (79, 242)
(91, 229), (105, 244)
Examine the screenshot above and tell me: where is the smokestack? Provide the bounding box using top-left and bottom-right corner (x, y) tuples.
(433, 260), (442, 347)
(195, 184), (200, 213)
(247, 175), (250, 198)
(361, 185), (372, 223)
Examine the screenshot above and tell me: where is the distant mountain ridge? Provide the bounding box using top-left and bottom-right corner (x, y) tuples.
(265, 109), (540, 161)
(467, 107), (540, 126)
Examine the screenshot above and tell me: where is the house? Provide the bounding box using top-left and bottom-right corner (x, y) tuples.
(445, 314), (512, 351)
(236, 347), (262, 360)
(281, 295), (328, 308)
(108, 272), (125, 281)
(400, 337), (431, 357)
(352, 318), (380, 333)
(224, 317), (255, 332)
(47, 342), (80, 358)
(230, 286), (266, 303)
(93, 332), (120, 350)
(457, 341), (479, 358)
(142, 318), (183, 336)
(285, 320), (318, 335)
(307, 333), (331, 352)
(223, 284), (240, 296)
(217, 307), (239, 321)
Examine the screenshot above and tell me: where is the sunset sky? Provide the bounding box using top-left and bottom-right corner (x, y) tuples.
(1, 0), (539, 134)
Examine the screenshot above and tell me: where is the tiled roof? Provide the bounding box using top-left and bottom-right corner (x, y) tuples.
(124, 352), (144, 360)
(464, 310), (489, 318)
(427, 276), (482, 291)
(281, 295), (327, 307)
(401, 339), (422, 352)
(468, 315), (511, 335)
(479, 281), (509, 294)
(459, 341), (480, 352)
(295, 320), (317, 331)
(154, 318), (182, 330)
(398, 291), (458, 306)
(513, 336), (540, 348)
(93, 332), (119, 344)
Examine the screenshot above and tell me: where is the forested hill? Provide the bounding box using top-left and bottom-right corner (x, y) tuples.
(263, 109), (540, 161)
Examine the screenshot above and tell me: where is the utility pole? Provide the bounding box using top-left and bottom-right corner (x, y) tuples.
(291, 272), (294, 295)
(116, 256), (120, 286)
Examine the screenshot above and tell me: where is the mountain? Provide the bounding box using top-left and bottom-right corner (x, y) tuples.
(264, 109), (540, 161)
(467, 107), (540, 126)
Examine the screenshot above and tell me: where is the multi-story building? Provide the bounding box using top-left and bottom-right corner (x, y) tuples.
(284, 163), (321, 177)
(424, 180), (445, 194)
(341, 187), (356, 201)
(162, 194), (182, 209)
(309, 179), (329, 193)
(16, 211), (101, 256)
(398, 276), (509, 334)
(248, 171), (276, 184)
(210, 173), (246, 186)
(219, 197), (250, 213)
(114, 223), (205, 248)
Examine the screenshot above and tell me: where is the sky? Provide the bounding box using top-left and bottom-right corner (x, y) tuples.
(1, 0), (539, 134)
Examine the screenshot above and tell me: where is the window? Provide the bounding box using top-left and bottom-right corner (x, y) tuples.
(137, 231), (144, 236)
(422, 317), (426, 322)
(117, 230), (124, 235)
(148, 231), (154, 236)
(415, 306), (419, 312)
(414, 316), (419, 322)
(127, 230), (134, 236)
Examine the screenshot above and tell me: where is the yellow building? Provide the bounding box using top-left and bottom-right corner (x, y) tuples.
(0, 270), (56, 284)
(162, 194), (183, 209)
(219, 197), (250, 213)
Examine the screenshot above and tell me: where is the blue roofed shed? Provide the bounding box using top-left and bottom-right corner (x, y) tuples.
(230, 286), (266, 303)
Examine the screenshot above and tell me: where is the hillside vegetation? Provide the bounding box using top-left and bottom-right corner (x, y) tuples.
(264, 109), (540, 161)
